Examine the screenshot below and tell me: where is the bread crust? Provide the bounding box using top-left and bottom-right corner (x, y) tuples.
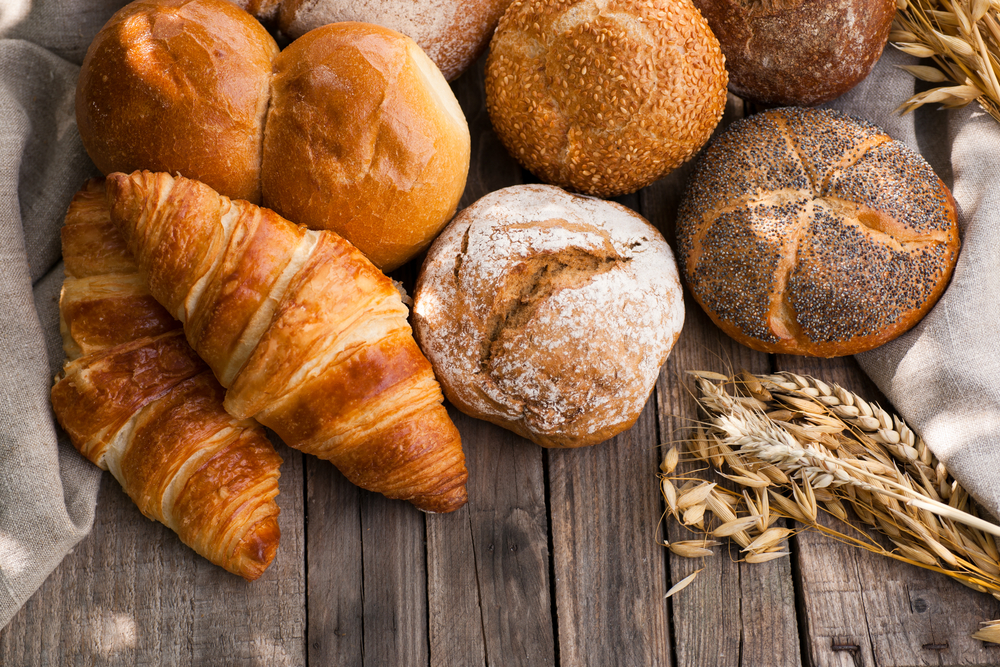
(76, 0), (279, 203)
(52, 179), (283, 581)
(676, 107), (961, 357)
(694, 0), (895, 106)
(485, 0), (728, 197)
(261, 22), (471, 272)
(274, 0), (513, 81)
(413, 184), (685, 448)
(78, 3), (471, 271)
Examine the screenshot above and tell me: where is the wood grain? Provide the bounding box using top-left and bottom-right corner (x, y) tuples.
(428, 412), (555, 667)
(0, 443), (307, 666)
(424, 55), (555, 667)
(549, 396), (672, 667)
(305, 461), (363, 664)
(776, 354), (1000, 667)
(642, 93), (802, 667)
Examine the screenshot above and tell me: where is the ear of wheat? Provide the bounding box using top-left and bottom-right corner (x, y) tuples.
(892, 0), (1000, 122)
(660, 370), (1000, 641)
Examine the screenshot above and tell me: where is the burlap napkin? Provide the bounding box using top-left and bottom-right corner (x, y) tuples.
(1, 0), (997, 631)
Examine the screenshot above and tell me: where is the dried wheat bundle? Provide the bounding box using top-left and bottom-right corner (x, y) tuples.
(891, 0), (1000, 121)
(659, 370), (1000, 638)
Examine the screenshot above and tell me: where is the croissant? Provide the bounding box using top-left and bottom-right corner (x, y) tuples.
(105, 170), (469, 513)
(51, 179), (283, 581)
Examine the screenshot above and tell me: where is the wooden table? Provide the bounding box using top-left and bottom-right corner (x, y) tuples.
(4, 58), (1000, 667)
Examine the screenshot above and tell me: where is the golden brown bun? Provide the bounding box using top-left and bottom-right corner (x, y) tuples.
(76, 0), (278, 204)
(413, 185), (685, 448)
(694, 0), (895, 106)
(106, 170), (469, 513)
(484, 0), (727, 197)
(77, 3), (470, 271)
(676, 108), (961, 358)
(271, 0), (513, 81)
(262, 22), (471, 271)
(52, 179), (282, 581)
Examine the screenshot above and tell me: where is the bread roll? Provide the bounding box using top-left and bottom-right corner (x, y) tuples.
(262, 22), (471, 271)
(268, 0), (513, 81)
(693, 0), (895, 106)
(413, 185), (685, 448)
(77, 2), (471, 271)
(76, 0), (278, 204)
(485, 0), (727, 197)
(676, 107), (960, 357)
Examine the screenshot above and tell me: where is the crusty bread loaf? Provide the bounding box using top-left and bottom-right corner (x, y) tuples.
(76, 0), (470, 271)
(676, 107), (960, 357)
(262, 22), (471, 272)
(76, 0), (278, 204)
(485, 0), (727, 197)
(693, 0), (895, 106)
(266, 0), (513, 81)
(413, 184), (685, 448)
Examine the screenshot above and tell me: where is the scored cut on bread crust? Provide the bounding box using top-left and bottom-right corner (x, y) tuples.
(413, 184), (685, 448)
(676, 107), (960, 358)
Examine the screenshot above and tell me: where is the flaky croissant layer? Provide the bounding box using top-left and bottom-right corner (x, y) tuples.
(52, 179), (283, 580)
(106, 171), (469, 513)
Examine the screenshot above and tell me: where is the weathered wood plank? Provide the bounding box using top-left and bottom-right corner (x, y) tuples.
(549, 395), (672, 666)
(305, 461), (364, 664)
(428, 411), (554, 667)
(361, 491), (429, 666)
(424, 55), (555, 667)
(0, 443), (307, 665)
(777, 354), (1000, 667)
(641, 92), (802, 667)
(303, 442), (428, 667)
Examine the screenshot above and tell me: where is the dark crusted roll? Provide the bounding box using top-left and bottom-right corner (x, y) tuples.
(676, 107), (960, 358)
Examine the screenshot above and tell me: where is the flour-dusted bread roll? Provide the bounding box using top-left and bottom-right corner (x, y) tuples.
(76, 0), (279, 204)
(485, 0), (728, 197)
(268, 0), (513, 81)
(413, 185), (685, 448)
(677, 107), (960, 357)
(262, 22), (471, 272)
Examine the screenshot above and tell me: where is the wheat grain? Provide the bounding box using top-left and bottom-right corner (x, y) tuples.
(893, 0), (1000, 122)
(658, 370), (1000, 643)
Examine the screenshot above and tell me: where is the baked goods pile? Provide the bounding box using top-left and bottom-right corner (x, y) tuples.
(76, 0), (469, 271)
(56, 0), (962, 577)
(53, 180), (282, 581)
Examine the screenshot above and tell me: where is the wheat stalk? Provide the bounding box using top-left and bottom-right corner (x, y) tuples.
(659, 370), (1000, 643)
(893, 0), (1000, 122)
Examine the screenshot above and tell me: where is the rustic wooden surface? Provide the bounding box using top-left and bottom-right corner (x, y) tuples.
(3, 56), (1000, 667)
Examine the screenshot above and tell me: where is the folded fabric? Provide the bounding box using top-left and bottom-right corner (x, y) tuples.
(0, 38), (103, 630)
(835, 48), (1000, 519)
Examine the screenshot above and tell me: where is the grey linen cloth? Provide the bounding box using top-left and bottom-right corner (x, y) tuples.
(833, 49), (1000, 516)
(0, 0), (997, 629)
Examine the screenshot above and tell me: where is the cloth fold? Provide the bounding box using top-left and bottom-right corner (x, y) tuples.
(0, 37), (102, 629)
(835, 49), (1000, 517)
(1, 0), (999, 631)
